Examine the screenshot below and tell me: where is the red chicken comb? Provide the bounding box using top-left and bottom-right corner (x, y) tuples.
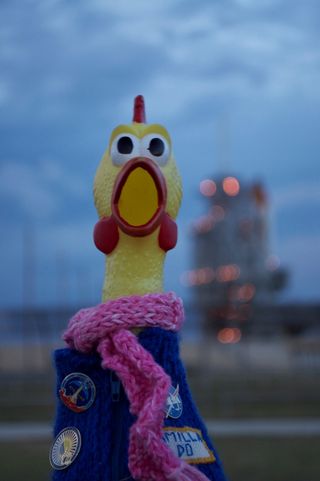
(133, 95), (146, 123)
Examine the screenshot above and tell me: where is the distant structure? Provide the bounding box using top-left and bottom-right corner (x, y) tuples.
(184, 175), (287, 338)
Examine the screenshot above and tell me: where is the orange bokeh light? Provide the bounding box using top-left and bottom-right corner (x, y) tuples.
(223, 176), (240, 196)
(193, 215), (214, 233)
(180, 267), (215, 286)
(200, 179), (216, 197)
(238, 283), (256, 301)
(217, 327), (242, 344)
(217, 264), (240, 282)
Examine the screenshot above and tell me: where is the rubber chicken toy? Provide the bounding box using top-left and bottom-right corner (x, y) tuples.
(49, 96), (228, 481)
(93, 95), (181, 301)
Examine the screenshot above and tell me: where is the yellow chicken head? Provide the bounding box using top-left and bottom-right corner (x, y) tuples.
(94, 95), (182, 254)
(93, 96), (183, 299)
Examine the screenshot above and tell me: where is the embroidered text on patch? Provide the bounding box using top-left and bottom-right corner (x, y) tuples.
(163, 427), (215, 464)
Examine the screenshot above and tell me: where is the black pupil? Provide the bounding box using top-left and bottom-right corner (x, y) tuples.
(149, 138), (165, 157)
(117, 136), (133, 154)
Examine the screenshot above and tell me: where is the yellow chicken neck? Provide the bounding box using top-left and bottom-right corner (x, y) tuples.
(102, 229), (165, 301)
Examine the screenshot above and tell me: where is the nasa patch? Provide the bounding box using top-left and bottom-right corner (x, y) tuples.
(50, 427), (81, 470)
(59, 372), (96, 413)
(165, 384), (183, 419)
(163, 426), (215, 464)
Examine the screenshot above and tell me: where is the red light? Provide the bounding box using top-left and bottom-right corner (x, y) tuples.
(180, 267), (215, 286)
(217, 327), (241, 344)
(238, 283), (255, 301)
(193, 215), (214, 233)
(223, 177), (240, 196)
(188, 271), (198, 285)
(201, 267), (215, 283)
(200, 179), (216, 197)
(217, 264), (240, 282)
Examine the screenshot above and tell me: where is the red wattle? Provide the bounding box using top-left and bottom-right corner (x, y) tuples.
(158, 212), (178, 252)
(93, 216), (119, 255)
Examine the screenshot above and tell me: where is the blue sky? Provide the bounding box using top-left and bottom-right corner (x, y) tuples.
(1, 0), (320, 307)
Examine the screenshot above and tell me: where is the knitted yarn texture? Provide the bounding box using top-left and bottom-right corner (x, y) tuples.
(63, 292), (210, 481)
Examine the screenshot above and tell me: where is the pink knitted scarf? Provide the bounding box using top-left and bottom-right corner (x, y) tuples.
(63, 292), (210, 481)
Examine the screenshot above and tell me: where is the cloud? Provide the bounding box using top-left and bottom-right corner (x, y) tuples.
(115, 2), (320, 120)
(39, 219), (96, 259)
(1, 0), (320, 126)
(0, 218), (103, 307)
(0, 80), (10, 106)
(273, 182), (320, 210)
(1, 0), (320, 307)
(0, 161), (58, 217)
(0, 159), (87, 219)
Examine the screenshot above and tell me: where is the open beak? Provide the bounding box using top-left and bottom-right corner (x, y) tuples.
(111, 157), (167, 237)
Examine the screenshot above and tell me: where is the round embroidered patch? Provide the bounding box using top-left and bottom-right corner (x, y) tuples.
(59, 372), (96, 413)
(165, 384), (183, 419)
(50, 427), (81, 470)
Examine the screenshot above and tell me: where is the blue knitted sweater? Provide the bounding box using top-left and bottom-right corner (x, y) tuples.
(51, 327), (228, 481)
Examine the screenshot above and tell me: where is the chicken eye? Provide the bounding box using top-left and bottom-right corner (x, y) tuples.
(148, 138), (164, 157)
(110, 133), (140, 166)
(117, 136), (133, 154)
(141, 133), (170, 166)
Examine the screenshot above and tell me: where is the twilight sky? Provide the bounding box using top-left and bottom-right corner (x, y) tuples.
(1, 0), (320, 308)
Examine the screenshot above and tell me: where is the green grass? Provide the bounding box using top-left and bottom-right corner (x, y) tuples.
(0, 405), (55, 423)
(0, 437), (319, 481)
(0, 441), (51, 481)
(216, 437), (320, 481)
(187, 370), (320, 419)
(1, 370), (320, 421)
(1, 370), (319, 480)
